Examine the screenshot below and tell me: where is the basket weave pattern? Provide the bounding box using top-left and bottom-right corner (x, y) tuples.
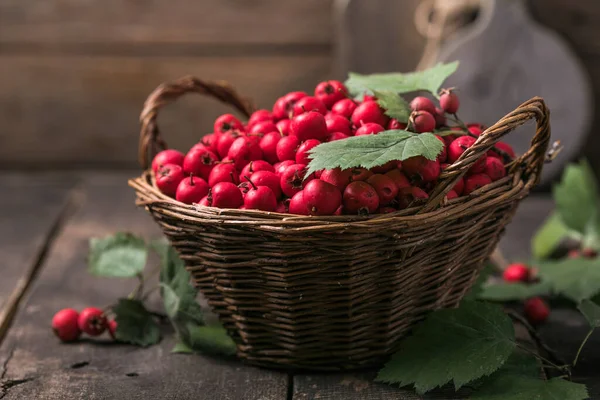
(129, 76), (551, 370)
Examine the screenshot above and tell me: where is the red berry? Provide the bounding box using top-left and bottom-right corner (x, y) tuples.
(467, 123), (485, 136)
(402, 156), (440, 182)
(355, 122), (385, 136)
(248, 109), (274, 127)
(183, 147), (218, 180)
(320, 168), (353, 191)
(304, 180), (342, 215)
(463, 173), (492, 195)
(446, 190), (458, 200)
(239, 160), (275, 182)
(484, 157), (506, 181)
(250, 170), (282, 199)
(209, 182), (244, 208)
(367, 174), (398, 205)
(243, 180), (278, 212)
(325, 114), (352, 136)
(397, 186), (429, 209)
(387, 119), (407, 130)
(435, 135), (447, 163)
(524, 297), (550, 324)
(272, 91), (307, 120)
(152, 149), (184, 174)
(434, 107), (447, 128)
(371, 160), (398, 174)
(259, 131), (282, 164)
(327, 131), (350, 142)
(488, 142), (516, 160)
(276, 135), (301, 162)
(314, 80), (348, 109)
(295, 139), (321, 165)
(216, 130), (243, 159)
(349, 168), (373, 182)
(351, 101), (389, 127)
(276, 119), (291, 136)
(363, 94), (377, 102)
(108, 320), (117, 340)
(448, 136), (486, 173)
(200, 134), (219, 153)
(280, 164), (314, 197)
(410, 96), (436, 114)
(176, 175), (210, 204)
(379, 206), (397, 214)
(288, 191), (310, 215)
(276, 200), (289, 213)
(199, 196), (210, 206)
(227, 137), (263, 170)
(292, 96), (327, 116)
(503, 263), (530, 282)
(156, 164), (185, 197)
(214, 114), (243, 134)
(385, 169), (411, 191)
(453, 177), (465, 196)
(290, 111), (328, 141)
(439, 89), (460, 114)
(52, 308), (81, 342)
(248, 120), (278, 136)
(208, 163), (238, 186)
(411, 111), (436, 133)
(343, 181), (379, 215)
(275, 160), (295, 176)
(78, 307), (107, 336)
(331, 98), (357, 118)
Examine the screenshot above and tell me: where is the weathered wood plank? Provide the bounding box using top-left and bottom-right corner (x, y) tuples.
(0, 172), (288, 400)
(0, 55), (332, 168)
(0, 0), (332, 46)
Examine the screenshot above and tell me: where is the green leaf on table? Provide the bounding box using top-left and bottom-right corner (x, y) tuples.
(477, 281), (551, 302)
(374, 91), (411, 122)
(183, 324), (237, 356)
(306, 131), (443, 177)
(171, 341), (194, 354)
(578, 299), (600, 327)
(531, 212), (575, 260)
(553, 160), (599, 234)
(113, 298), (160, 347)
(536, 258), (600, 302)
(471, 376), (588, 400)
(88, 232), (147, 278)
(345, 61), (459, 99)
(376, 301), (515, 394)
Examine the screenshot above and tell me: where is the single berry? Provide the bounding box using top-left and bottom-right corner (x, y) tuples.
(367, 174), (398, 205)
(371, 160), (398, 174)
(292, 96), (327, 116)
(410, 111), (436, 133)
(276, 135), (301, 162)
(385, 169), (411, 191)
(176, 175), (210, 204)
(216, 129), (243, 159)
(363, 94), (377, 102)
(290, 111), (328, 141)
(439, 89), (460, 114)
(325, 114), (352, 136)
(343, 181), (379, 214)
(248, 120), (278, 136)
(351, 101), (389, 127)
(397, 186), (429, 209)
(467, 123), (485, 136)
(327, 131), (349, 142)
(199, 195), (210, 206)
(434, 107), (447, 127)
(524, 297), (550, 324)
(275, 160), (296, 176)
(295, 139), (321, 165)
(201, 134), (219, 153)
(435, 135), (447, 163)
(248, 109), (274, 127)
(288, 191), (310, 215)
(314, 80), (348, 109)
(239, 160), (275, 182)
(349, 168), (373, 182)
(276, 119), (291, 136)
(243, 178), (278, 211)
(463, 173), (492, 195)
(387, 119), (407, 130)
(453, 177), (465, 196)
(208, 162), (239, 186)
(183, 147), (219, 180)
(320, 168), (353, 191)
(402, 156), (441, 182)
(503, 263), (530, 282)
(446, 190), (458, 200)
(152, 149), (184, 174)
(78, 307), (107, 336)
(303, 180), (342, 215)
(280, 164), (314, 197)
(214, 114), (244, 134)
(156, 164), (185, 197)
(484, 157), (506, 181)
(488, 142), (516, 160)
(52, 308), (81, 342)
(331, 98), (357, 118)
(250, 170), (282, 199)
(355, 122), (385, 136)
(209, 182), (244, 208)
(409, 96), (436, 114)
(448, 135), (486, 173)
(108, 320), (117, 340)
(227, 137), (263, 170)
(259, 131), (282, 164)
(272, 91), (307, 120)
(276, 200), (290, 213)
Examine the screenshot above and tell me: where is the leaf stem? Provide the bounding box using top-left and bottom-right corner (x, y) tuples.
(516, 343), (569, 373)
(573, 328), (594, 367)
(128, 273), (145, 300)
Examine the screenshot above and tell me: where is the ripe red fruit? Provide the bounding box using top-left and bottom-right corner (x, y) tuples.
(304, 180), (342, 215)
(439, 89), (460, 114)
(275, 160), (295, 176)
(410, 96), (436, 114)
(208, 163), (238, 186)
(363, 94), (377, 102)
(463, 173), (493, 195)
(448, 135), (486, 173)
(156, 164), (185, 197)
(259, 131), (282, 164)
(199, 196), (210, 206)
(52, 308), (81, 342)
(325, 114), (352, 136)
(446, 190), (458, 200)
(435, 135), (447, 163)
(410, 111), (436, 133)
(387, 119), (407, 130)
(276, 119), (291, 136)
(183, 147), (219, 180)
(276, 135), (300, 162)
(484, 157), (506, 181)
(292, 96), (327, 116)
(152, 149), (184, 173)
(216, 129), (243, 159)
(385, 169), (411, 191)
(503, 263), (530, 282)
(290, 111), (328, 141)
(272, 91), (307, 120)
(250, 170), (282, 199)
(280, 164), (314, 197)
(248, 120), (278, 136)
(402, 156), (441, 182)
(276, 200), (290, 213)
(243, 179), (278, 211)
(248, 109), (274, 127)
(351, 101), (389, 127)
(288, 191), (310, 215)
(201, 134), (219, 153)
(227, 137), (263, 170)
(314, 80), (348, 109)
(379, 206), (397, 214)
(355, 122), (385, 136)
(108, 320), (117, 340)
(320, 168), (353, 191)
(331, 98), (357, 118)
(327, 131), (350, 142)
(349, 168), (373, 182)
(239, 160), (275, 182)
(468, 123), (485, 136)
(434, 107), (447, 127)
(296, 139), (321, 165)
(214, 114), (243, 134)
(371, 160), (398, 174)
(488, 142), (516, 160)
(176, 175), (210, 204)
(367, 174), (398, 205)
(397, 186), (429, 209)
(209, 182), (244, 208)
(343, 181), (379, 214)
(524, 297), (550, 324)
(453, 177), (465, 196)
(78, 307), (107, 336)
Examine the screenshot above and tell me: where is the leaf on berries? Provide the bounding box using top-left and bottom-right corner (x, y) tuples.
(578, 299), (600, 327)
(471, 376), (588, 400)
(376, 301), (515, 394)
(536, 258), (600, 302)
(177, 322), (237, 357)
(532, 212), (576, 260)
(345, 61), (459, 99)
(306, 131), (443, 177)
(113, 299), (160, 347)
(374, 91), (411, 122)
(88, 232), (147, 278)
(477, 281), (551, 302)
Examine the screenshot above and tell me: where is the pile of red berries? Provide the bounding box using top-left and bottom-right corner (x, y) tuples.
(52, 307), (116, 342)
(152, 81), (515, 215)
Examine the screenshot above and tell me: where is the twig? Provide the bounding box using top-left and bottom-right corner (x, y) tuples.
(573, 328), (594, 367)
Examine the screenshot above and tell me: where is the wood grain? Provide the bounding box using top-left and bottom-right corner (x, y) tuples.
(0, 0), (332, 46)
(0, 172), (288, 399)
(0, 55), (331, 168)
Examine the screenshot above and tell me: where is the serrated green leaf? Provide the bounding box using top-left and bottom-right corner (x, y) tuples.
(536, 258), (600, 302)
(179, 323), (237, 357)
(553, 160), (599, 234)
(345, 61), (459, 99)
(306, 131), (442, 177)
(471, 376), (588, 400)
(88, 233), (147, 278)
(579, 299), (600, 327)
(151, 238), (185, 284)
(477, 281), (552, 302)
(376, 301), (515, 394)
(113, 299), (160, 347)
(532, 212), (575, 260)
(172, 341), (194, 354)
(374, 91), (410, 122)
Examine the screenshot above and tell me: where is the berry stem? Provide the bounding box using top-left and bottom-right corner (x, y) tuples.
(573, 327), (595, 367)
(244, 176), (258, 190)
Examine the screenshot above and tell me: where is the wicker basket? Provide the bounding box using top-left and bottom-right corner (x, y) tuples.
(129, 76), (551, 371)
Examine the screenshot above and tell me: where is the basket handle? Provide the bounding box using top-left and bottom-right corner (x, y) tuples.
(138, 76), (257, 170)
(421, 96), (551, 213)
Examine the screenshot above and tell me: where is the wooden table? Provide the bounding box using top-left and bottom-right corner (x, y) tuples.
(0, 171), (598, 400)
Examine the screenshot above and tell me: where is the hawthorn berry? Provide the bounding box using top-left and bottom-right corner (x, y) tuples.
(152, 149), (184, 174)
(243, 178), (278, 212)
(488, 142), (516, 160)
(276, 200), (290, 214)
(325, 114), (352, 136)
(314, 80), (348, 109)
(371, 160), (398, 174)
(434, 107), (447, 128)
(248, 120), (278, 136)
(331, 98), (357, 119)
(292, 96), (327, 116)
(349, 168), (373, 182)
(247, 109), (274, 127)
(183, 147), (219, 180)
(176, 175), (210, 204)
(78, 307), (107, 336)
(343, 181), (379, 214)
(280, 163), (314, 197)
(439, 89), (460, 114)
(397, 186), (429, 209)
(259, 131), (282, 164)
(303, 179), (342, 215)
(409, 96), (436, 114)
(467, 123), (485, 136)
(448, 135), (486, 174)
(524, 297), (550, 324)
(200, 134), (219, 153)
(227, 137), (263, 170)
(208, 163), (239, 186)
(484, 157), (506, 181)
(209, 182), (244, 208)
(503, 263), (530, 282)
(250, 170), (282, 199)
(276, 135), (301, 162)
(275, 160), (296, 176)
(351, 101), (389, 127)
(379, 206), (398, 214)
(272, 91), (307, 120)
(410, 111), (436, 133)
(214, 114), (244, 134)
(367, 174), (399, 205)
(216, 129), (243, 159)
(52, 308), (81, 342)
(239, 160), (275, 182)
(288, 191), (310, 215)
(446, 190), (458, 200)
(156, 164), (185, 197)
(320, 168), (353, 191)
(402, 156), (441, 182)
(463, 173), (492, 195)
(327, 131), (350, 142)
(276, 119), (291, 136)
(435, 135), (448, 163)
(296, 139), (321, 165)
(387, 119), (407, 130)
(290, 111), (328, 141)
(355, 122), (385, 136)
(385, 169), (411, 191)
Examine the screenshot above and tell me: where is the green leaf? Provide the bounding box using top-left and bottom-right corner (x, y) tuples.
(532, 212), (575, 260)
(374, 91), (411, 122)
(88, 232), (147, 278)
(113, 299), (160, 347)
(579, 299), (600, 327)
(376, 301), (515, 394)
(345, 61), (459, 98)
(182, 323), (237, 356)
(536, 258), (600, 302)
(172, 341), (194, 354)
(471, 376), (588, 400)
(151, 238), (185, 284)
(477, 281), (551, 302)
(553, 160), (599, 234)
(306, 131), (443, 177)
